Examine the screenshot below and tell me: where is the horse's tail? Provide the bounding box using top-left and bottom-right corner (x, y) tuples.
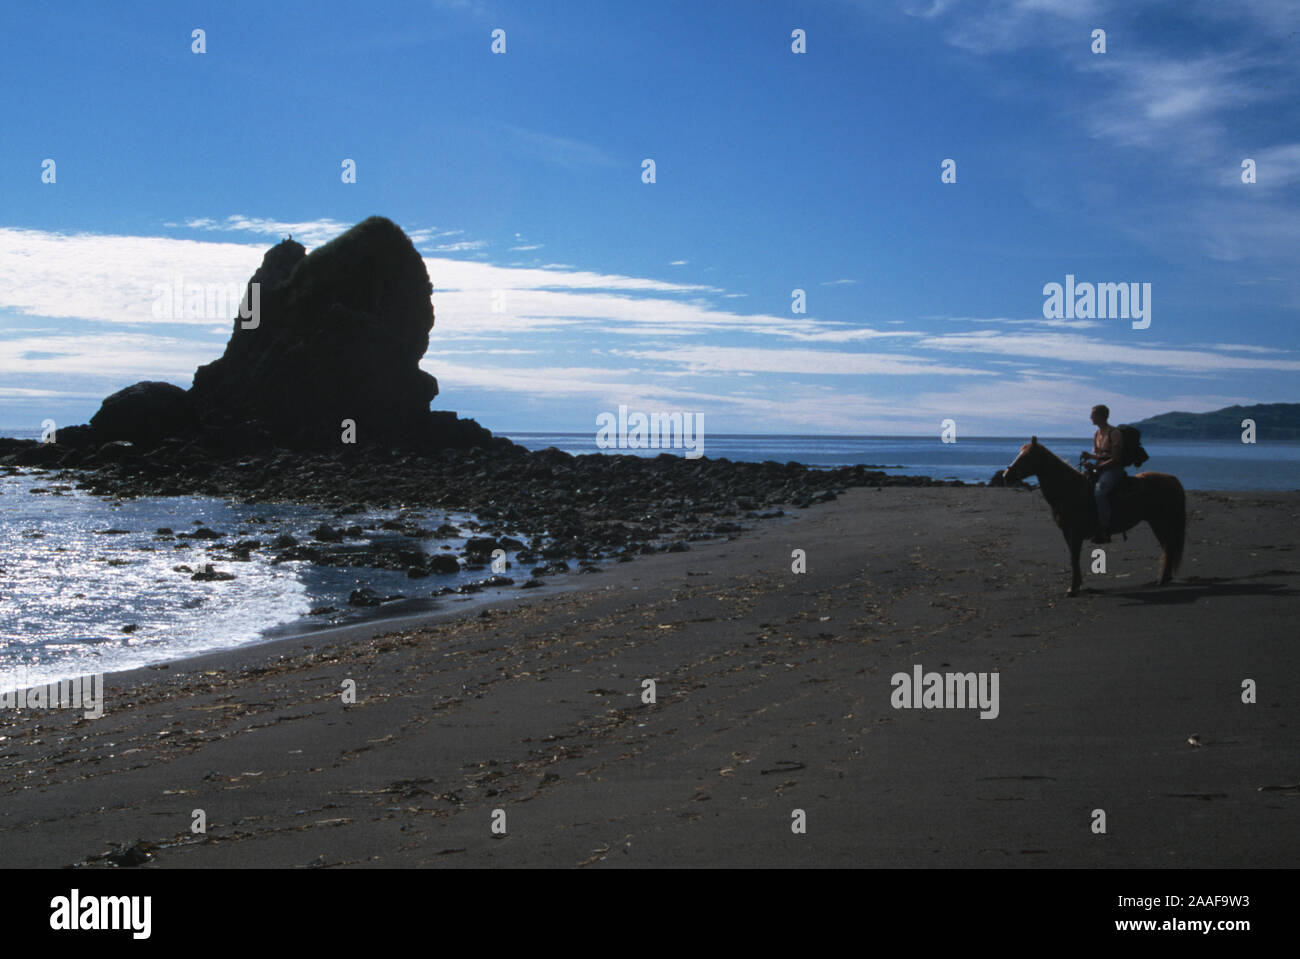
(1162, 477), (1187, 580)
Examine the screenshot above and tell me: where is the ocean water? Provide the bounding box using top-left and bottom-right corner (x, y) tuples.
(5, 428), (1297, 490)
(504, 433), (1300, 492)
(0, 469), (529, 692)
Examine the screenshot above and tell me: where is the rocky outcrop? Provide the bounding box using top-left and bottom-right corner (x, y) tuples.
(74, 216), (497, 454)
(189, 217), (473, 449)
(89, 382), (193, 447)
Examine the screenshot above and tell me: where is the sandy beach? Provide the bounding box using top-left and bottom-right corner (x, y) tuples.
(2, 484), (1296, 868)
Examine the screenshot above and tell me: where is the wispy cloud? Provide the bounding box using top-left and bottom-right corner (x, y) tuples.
(428, 239), (489, 253)
(0, 227), (263, 326)
(614, 345), (981, 378)
(936, 314), (1102, 330)
(1221, 142), (1300, 191)
(918, 330), (1300, 374)
(503, 126), (619, 170)
(181, 215), (476, 251)
(1081, 51), (1272, 154)
(179, 216), (350, 247)
(886, 0), (1300, 282)
(931, 0), (1104, 55)
(0, 332), (220, 379)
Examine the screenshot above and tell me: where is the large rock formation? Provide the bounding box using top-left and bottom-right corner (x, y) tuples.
(90, 381), (193, 447)
(85, 216), (496, 454)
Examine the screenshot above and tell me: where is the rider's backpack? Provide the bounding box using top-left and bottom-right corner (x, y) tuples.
(1116, 424), (1149, 469)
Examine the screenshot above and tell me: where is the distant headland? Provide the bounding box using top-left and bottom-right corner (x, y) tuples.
(1131, 403), (1300, 440)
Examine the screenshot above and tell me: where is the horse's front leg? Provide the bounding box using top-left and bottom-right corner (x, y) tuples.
(1065, 529), (1083, 596)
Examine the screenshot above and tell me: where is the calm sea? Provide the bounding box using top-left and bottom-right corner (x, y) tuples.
(5, 427), (1296, 490)
(504, 432), (1300, 492)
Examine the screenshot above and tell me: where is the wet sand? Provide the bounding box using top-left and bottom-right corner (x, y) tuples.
(2, 485), (1296, 867)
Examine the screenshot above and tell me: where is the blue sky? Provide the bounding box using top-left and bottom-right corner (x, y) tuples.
(1, 0), (1297, 436)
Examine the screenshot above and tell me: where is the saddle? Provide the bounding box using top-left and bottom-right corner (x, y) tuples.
(1088, 472), (1137, 495)
(1086, 468), (1136, 536)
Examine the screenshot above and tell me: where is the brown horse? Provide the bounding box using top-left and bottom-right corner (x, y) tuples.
(1003, 437), (1186, 596)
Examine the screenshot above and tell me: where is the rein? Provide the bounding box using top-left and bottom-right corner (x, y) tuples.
(1032, 446), (1089, 514)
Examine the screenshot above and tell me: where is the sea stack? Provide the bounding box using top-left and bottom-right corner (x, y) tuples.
(90, 216), (497, 454)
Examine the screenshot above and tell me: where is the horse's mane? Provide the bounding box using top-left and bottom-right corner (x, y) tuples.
(1035, 441), (1084, 478)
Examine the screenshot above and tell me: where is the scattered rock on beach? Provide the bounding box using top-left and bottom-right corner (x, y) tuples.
(178, 527), (223, 540)
(348, 588), (403, 607)
(78, 839), (156, 868)
(429, 554), (460, 575)
(191, 564), (235, 582)
(311, 523), (343, 543)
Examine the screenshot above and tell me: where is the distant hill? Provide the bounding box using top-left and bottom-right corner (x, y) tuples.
(1130, 403), (1300, 440)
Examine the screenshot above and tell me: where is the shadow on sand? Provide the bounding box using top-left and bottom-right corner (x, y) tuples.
(1108, 571), (1299, 605)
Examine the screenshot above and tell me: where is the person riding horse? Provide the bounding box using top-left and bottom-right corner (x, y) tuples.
(1080, 404), (1124, 544)
(1002, 435), (1185, 596)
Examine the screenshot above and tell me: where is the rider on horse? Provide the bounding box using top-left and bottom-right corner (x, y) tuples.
(1081, 404), (1124, 544)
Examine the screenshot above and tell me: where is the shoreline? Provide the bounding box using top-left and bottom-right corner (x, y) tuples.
(0, 465), (808, 690)
(10, 507), (807, 697)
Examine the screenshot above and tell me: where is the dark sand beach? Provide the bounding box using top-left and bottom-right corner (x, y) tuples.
(1, 484), (1296, 868)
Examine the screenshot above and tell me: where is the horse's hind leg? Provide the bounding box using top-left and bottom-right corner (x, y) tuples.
(1150, 520), (1173, 586)
(1156, 530), (1173, 586)
(1066, 530), (1083, 596)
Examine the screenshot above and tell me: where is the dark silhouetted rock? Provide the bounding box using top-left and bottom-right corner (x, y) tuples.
(348, 587), (402, 606)
(90, 440), (138, 464)
(429, 554), (460, 575)
(53, 424), (96, 449)
(13, 443), (66, 466)
(189, 216), (495, 451)
(89, 382), (193, 449)
(191, 564), (235, 582)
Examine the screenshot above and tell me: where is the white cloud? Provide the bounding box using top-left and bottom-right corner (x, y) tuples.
(182, 215), (350, 247)
(0, 386), (107, 400)
(428, 240), (489, 252)
(503, 126), (619, 170)
(1083, 52), (1268, 153)
(1193, 342), (1290, 355)
(0, 332), (218, 380)
(614, 344), (983, 377)
(1225, 143), (1300, 191)
(0, 227), (264, 326)
(935, 314), (1102, 330)
(919, 330), (1300, 373)
(939, 0), (1104, 55)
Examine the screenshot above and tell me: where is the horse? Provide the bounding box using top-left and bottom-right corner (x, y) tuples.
(1002, 437), (1186, 597)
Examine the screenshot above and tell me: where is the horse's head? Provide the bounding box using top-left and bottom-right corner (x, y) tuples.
(1003, 436), (1040, 483)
